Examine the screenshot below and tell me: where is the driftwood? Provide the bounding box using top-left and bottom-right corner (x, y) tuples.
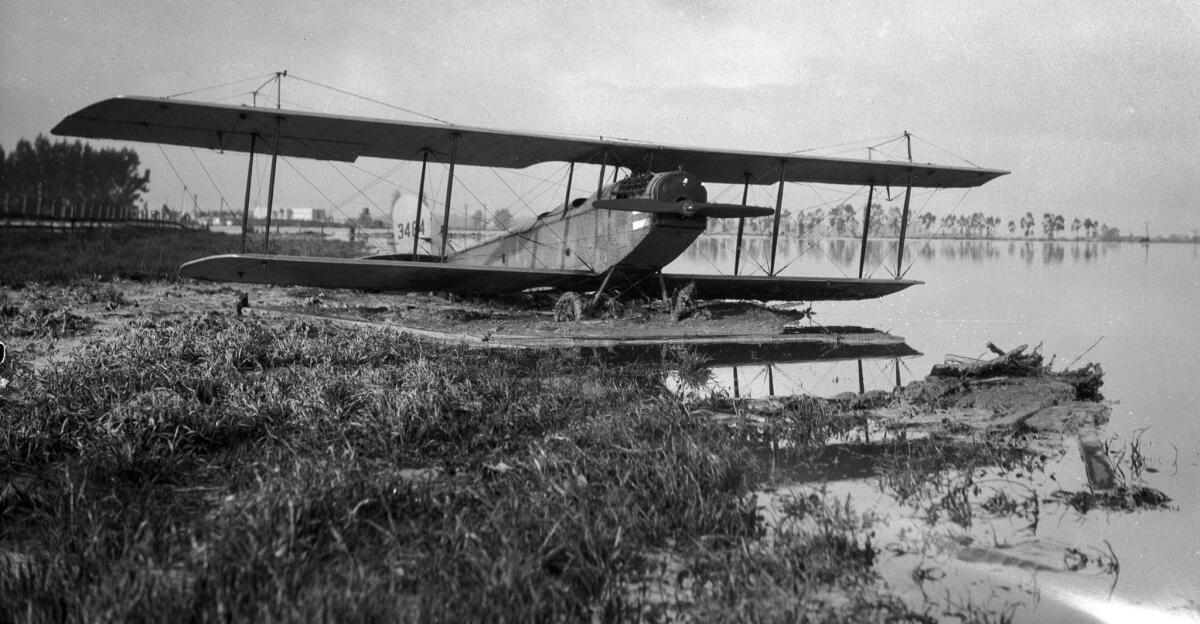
(930, 342), (1046, 378)
(929, 341), (1104, 401)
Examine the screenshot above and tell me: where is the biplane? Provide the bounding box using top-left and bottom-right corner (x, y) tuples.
(52, 96), (1007, 305)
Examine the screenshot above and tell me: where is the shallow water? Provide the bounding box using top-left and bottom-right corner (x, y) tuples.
(669, 237), (1200, 622)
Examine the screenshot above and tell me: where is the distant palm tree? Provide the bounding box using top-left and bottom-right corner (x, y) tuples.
(1020, 212), (1036, 237)
(919, 212), (936, 233)
(1042, 213), (1065, 239)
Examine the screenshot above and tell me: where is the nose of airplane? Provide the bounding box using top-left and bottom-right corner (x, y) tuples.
(649, 170), (708, 203)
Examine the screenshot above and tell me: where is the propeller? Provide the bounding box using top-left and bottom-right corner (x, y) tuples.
(594, 198), (773, 219)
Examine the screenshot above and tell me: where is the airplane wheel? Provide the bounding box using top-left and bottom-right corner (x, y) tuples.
(554, 291), (583, 322)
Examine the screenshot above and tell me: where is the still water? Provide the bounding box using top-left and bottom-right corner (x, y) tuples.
(669, 236), (1200, 622)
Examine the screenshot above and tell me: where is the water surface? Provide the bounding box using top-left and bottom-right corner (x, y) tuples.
(669, 237), (1200, 622)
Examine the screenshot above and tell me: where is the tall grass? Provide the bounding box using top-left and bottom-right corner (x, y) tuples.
(0, 314), (778, 622)
(1, 312), (943, 621)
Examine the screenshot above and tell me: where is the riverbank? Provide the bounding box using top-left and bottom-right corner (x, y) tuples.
(2, 278), (1129, 622)
(1, 229), (1180, 622)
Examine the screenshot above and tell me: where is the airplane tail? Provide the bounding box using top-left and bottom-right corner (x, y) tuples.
(390, 190), (445, 257)
(390, 189), (405, 252)
(427, 208), (443, 257)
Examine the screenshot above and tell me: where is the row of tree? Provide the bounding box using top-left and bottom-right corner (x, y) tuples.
(710, 203), (1122, 241)
(0, 135), (150, 217)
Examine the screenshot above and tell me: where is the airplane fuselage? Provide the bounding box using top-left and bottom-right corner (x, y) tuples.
(446, 171), (710, 276)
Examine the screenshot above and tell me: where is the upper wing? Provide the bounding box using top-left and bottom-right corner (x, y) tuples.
(180, 254), (600, 293)
(660, 274), (922, 301)
(53, 96), (1008, 188)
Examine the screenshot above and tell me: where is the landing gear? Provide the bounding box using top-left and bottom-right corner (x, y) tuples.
(669, 282), (709, 321)
(554, 291), (584, 322)
(553, 291), (625, 322)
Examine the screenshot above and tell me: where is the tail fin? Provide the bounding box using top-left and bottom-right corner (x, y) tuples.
(391, 190), (446, 256)
(427, 206), (452, 258)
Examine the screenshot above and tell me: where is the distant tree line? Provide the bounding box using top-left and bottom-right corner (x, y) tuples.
(469, 207), (514, 230)
(0, 135), (151, 219)
(712, 202), (1122, 241)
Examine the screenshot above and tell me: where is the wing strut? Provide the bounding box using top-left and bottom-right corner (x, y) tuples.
(561, 161), (576, 258)
(240, 134), (257, 253)
(413, 149), (429, 257)
(768, 160), (786, 276)
(264, 116), (282, 253)
(895, 175), (913, 275)
(733, 172), (750, 275)
(894, 132), (915, 276)
(440, 133), (460, 261)
(561, 162), (575, 209)
(596, 152), (608, 196)
(858, 184), (875, 278)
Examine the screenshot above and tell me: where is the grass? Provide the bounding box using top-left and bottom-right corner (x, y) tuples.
(0, 313), (942, 622)
(1, 228), (1121, 622)
(0, 228), (369, 286)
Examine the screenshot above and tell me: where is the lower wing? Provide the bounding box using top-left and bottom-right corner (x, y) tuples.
(180, 255), (918, 301)
(180, 254), (598, 293)
(660, 273), (921, 301)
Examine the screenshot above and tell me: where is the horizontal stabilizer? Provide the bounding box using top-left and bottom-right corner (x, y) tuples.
(594, 199), (773, 219)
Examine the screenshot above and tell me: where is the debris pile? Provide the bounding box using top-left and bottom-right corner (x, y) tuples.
(930, 342), (1047, 378)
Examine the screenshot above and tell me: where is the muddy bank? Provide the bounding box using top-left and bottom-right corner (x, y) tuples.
(1, 276), (1180, 622)
(702, 342), (1108, 436)
(697, 342), (1168, 512)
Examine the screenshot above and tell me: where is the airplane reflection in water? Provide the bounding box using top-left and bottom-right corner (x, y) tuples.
(578, 332), (921, 400)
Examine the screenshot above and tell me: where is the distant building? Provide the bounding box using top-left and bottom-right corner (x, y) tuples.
(290, 207), (327, 221)
(250, 206), (328, 221)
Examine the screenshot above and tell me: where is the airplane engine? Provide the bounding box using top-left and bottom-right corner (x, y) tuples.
(647, 171), (708, 204)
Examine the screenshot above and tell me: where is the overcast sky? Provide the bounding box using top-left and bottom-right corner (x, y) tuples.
(3, 0), (1198, 234)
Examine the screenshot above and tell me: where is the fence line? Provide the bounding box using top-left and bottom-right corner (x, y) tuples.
(0, 193), (192, 230)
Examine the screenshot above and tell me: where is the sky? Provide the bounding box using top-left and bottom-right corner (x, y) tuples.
(2, 0), (1198, 235)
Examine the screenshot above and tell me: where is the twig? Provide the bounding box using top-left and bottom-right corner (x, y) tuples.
(1064, 336), (1104, 370)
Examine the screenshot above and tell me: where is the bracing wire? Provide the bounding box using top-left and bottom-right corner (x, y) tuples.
(287, 73), (454, 125)
(165, 74), (276, 99)
(900, 187), (974, 278)
(860, 187), (942, 279)
(911, 134), (983, 168)
(155, 145), (192, 214)
(788, 133), (905, 155)
(187, 148), (238, 224)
